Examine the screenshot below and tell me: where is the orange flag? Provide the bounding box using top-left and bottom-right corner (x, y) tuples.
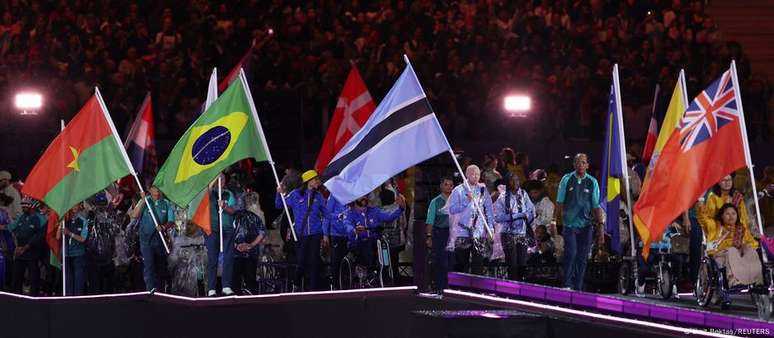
(634, 68), (747, 258)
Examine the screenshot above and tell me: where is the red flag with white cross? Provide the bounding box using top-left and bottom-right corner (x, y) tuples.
(315, 65), (376, 173)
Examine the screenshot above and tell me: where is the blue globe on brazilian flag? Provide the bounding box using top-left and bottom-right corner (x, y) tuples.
(154, 77), (267, 207)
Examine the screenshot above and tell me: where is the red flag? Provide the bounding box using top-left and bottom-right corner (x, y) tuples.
(45, 211), (61, 262)
(124, 93), (157, 185)
(641, 84), (659, 163)
(634, 68), (747, 258)
(314, 65), (376, 173)
(189, 189), (212, 235)
(219, 45), (254, 93)
(642, 117), (658, 163)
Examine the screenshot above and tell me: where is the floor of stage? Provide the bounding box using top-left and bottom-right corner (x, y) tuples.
(0, 287), (738, 338)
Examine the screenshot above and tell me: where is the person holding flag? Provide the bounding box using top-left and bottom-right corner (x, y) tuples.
(57, 205), (89, 296)
(130, 186), (175, 292)
(276, 170), (327, 291)
(22, 88), (162, 296)
(446, 165), (495, 276)
(204, 173), (237, 297)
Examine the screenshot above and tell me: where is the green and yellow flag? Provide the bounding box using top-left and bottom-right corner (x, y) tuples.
(154, 75), (268, 207)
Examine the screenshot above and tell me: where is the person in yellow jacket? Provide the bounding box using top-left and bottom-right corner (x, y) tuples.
(703, 175), (749, 231)
(697, 203), (762, 287)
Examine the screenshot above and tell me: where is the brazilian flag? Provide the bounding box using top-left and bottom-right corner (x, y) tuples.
(154, 77), (268, 207)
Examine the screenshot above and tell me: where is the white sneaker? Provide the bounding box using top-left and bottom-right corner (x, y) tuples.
(635, 282), (646, 297)
(207, 289), (217, 297)
(222, 287), (234, 296)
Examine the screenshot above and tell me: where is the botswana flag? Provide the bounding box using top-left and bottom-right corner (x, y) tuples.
(322, 59), (449, 204)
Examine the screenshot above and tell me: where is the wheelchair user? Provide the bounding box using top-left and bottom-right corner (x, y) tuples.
(698, 202), (762, 287)
(345, 194), (406, 269)
(634, 215), (689, 294)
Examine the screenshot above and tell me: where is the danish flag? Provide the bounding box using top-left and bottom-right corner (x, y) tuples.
(315, 65), (376, 173)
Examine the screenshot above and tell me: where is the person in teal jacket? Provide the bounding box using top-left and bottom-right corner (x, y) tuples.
(57, 207), (89, 296)
(204, 174), (237, 297)
(9, 198), (43, 295)
(130, 186), (175, 292)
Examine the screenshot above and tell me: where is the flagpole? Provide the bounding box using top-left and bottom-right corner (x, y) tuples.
(218, 176), (224, 253)
(679, 69), (689, 108)
(60, 119), (67, 296)
(730, 61), (768, 266)
(404, 55), (493, 239)
(238, 68), (298, 242)
(94, 87), (170, 254)
(613, 64), (636, 257)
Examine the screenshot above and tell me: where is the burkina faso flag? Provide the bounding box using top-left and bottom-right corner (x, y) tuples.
(22, 91), (133, 218)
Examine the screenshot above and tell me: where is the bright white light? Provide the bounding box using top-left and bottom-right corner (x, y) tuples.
(15, 93), (43, 110)
(480, 312), (503, 319)
(504, 95), (531, 112)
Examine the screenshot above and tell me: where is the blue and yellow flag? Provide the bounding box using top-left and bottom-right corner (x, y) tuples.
(599, 69), (626, 255)
(154, 73), (268, 207)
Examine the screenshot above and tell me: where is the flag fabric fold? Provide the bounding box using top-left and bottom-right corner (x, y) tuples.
(22, 92), (133, 217)
(124, 92), (158, 184)
(154, 73), (268, 207)
(634, 68), (747, 258)
(315, 65), (376, 174)
(642, 84), (660, 164)
(322, 60), (449, 205)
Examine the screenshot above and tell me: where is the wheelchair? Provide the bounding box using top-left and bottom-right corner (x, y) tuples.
(338, 230), (393, 289)
(694, 246), (773, 318)
(618, 223), (688, 300)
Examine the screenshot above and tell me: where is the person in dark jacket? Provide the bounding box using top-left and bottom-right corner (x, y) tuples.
(10, 198), (44, 295)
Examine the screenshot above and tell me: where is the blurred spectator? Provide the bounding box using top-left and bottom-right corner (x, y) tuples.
(1, 0), (763, 173)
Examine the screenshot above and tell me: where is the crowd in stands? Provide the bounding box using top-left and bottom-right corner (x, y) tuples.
(1, 0), (772, 166)
(2, 0), (774, 299)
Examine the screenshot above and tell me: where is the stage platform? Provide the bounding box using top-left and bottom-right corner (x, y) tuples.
(448, 272), (774, 337)
(0, 285), (745, 338)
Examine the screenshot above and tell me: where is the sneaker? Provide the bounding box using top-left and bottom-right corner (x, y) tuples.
(222, 287), (234, 296)
(635, 281), (646, 297)
(207, 289), (217, 297)
(149, 288), (157, 295)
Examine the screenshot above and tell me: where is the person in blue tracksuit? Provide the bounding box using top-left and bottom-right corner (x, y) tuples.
(323, 195), (351, 289)
(276, 170), (327, 291)
(345, 194), (406, 270)
(130, 186), (175, 292)
(494, 174), (536, 281)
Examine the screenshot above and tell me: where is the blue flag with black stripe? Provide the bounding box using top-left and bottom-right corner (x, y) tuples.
(322, 61), (449, 204)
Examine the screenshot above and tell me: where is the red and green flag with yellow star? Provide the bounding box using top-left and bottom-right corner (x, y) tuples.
(22, 90), (133, 217)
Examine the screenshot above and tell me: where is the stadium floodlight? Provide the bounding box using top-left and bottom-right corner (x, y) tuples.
(503, 95), (530, 117)
(15, 92), (43, 115)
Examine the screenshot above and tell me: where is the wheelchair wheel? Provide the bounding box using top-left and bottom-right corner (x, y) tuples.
(377, 240), (393, 287)
(618, 261), (633, 295)
(696, 257), (715, 307)
(339, 256), (354, 290)
(753, 293), (773, 320)
(657, 260), (673, 300)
